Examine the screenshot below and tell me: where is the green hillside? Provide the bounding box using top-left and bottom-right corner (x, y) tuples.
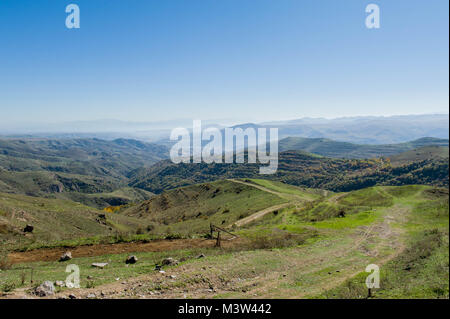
(1, 182), (447, 299)
(0, 192), (144, 251)
(122, 180), (291, 235)
(390, 145), (449, 165)
(0, 138), (167, 208)
(278, 137), (449, 159)
(129, 148), (449, 193)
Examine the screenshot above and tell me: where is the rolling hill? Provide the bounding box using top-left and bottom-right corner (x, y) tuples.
(278, 137), (449, 159)
(129, 147), (449, 193)
(122, 180), (291, 235)
(0, 138), (167, 208)
(0, 192), (145, 251)
(1, 180), (447, 299)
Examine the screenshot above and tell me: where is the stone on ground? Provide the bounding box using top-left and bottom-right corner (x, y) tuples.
(35, 281), (55, 297)
(59, 251), (72, 262)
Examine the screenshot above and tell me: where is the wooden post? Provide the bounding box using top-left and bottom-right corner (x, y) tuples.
(215, 231), (221, 248)
(210, 223), (214, 238)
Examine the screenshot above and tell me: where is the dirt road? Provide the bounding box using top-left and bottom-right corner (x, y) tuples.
(8, 238), (242, 264)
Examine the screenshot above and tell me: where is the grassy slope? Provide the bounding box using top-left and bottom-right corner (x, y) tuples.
(0, 192), (145, 251)
(321, 187), (449, 299)
(129, 148), (449, 194)
(390, 145), (449, 165)
(1, 182), (447, 299)
(278, 137), (449, 159)
(0, 138), (167, 208)
(122, 180), (288, 236)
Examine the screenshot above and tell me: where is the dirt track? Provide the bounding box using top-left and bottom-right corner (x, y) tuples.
(8, 238), (243, 264)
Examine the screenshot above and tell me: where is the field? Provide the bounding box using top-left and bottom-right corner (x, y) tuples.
(0, 179), (447, 299)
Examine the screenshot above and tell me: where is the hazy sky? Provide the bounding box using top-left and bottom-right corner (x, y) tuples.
(0, 0), (448, 124)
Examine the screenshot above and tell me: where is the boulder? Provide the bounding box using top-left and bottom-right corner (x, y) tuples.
(91, 262), (108, 269)
(59, 251), (72, 262)
(161, 258), (178, 266)
(125, 255), (138, 264)
(35, 281), (55, 297)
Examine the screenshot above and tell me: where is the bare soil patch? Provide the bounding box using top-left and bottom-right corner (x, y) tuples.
(8, 238), (244, 264)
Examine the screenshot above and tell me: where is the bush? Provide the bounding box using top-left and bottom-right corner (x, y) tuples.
(245, 230), (309, 249)
(165, 233), (183, 240)
(0, 251), (11, 270)
(1, 282), (16, 293)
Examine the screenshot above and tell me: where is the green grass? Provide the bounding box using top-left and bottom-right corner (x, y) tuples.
(338, 187), (394, 207)
(0, 192), (146, 251)
(305, 210), (381, 230)
(248, 179), (325, 200)
(320, 186), (449, 299)
(0, 247), (230, 292)
(123, 180), (287, 236)
(0, 183), (448, 299)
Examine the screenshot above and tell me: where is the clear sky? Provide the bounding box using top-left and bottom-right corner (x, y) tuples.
(0, 0), (448, 124)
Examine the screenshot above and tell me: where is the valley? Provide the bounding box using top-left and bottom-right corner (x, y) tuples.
(0, 136), (448, 299)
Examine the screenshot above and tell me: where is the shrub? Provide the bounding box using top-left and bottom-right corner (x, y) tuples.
(245, 230), (309, 249)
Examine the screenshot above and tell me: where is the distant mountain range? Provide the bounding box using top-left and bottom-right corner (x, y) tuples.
(234, 114), (449, 144)
(2, 114), (448, 145)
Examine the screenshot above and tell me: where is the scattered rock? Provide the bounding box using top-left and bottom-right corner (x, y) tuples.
(86, 293), (96, 299)
(126, 255), (138, 264)
(55, 281), (65, 287)
(87, 275), (93, 280)
(91, 262), (108, 269)
(59, 251), (72, 262)
(35, 281), (55, 297)
(159, 270), (166, 274)
(154, 264), (162, 271)
(197, 254), (206, 259)
(23, 225), (34, 233)
(68, 294), (77, 299)
(169, 275), (177, 279)
(161, 258), (178, 266)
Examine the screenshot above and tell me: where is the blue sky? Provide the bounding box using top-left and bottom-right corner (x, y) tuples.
(0, 0), (448, 124)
